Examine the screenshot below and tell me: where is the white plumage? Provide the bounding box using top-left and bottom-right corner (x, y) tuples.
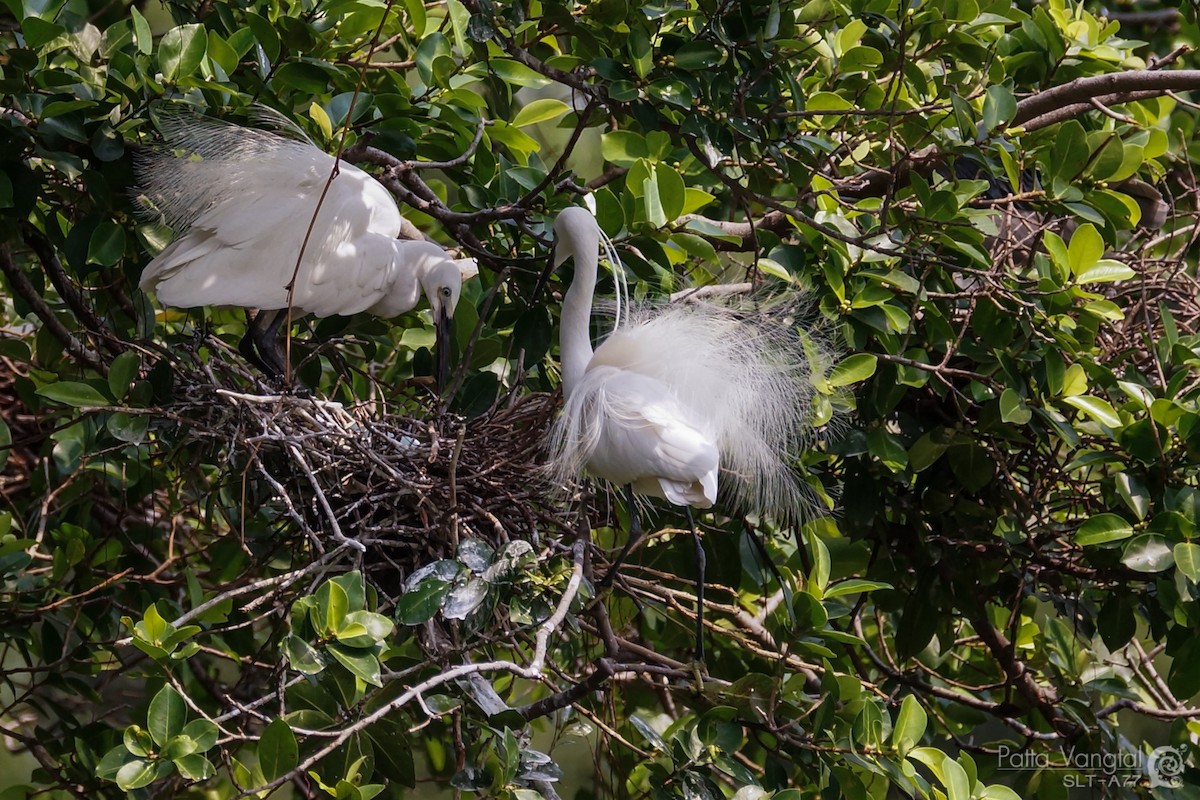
(135, 108), (477, 378)
(547, 206), (824, 524)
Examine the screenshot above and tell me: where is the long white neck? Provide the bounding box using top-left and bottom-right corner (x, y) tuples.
(366, 239), (445, 318)
(556, 209), (601, 398)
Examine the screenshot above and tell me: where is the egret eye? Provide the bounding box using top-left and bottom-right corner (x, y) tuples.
(440, 287), (452, 298)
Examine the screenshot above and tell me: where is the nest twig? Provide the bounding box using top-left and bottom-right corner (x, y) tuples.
(155, 350), (570, 589)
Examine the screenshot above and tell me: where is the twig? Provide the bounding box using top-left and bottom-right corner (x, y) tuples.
(0, 245), (106, 374)
(408, 118), (490, 170)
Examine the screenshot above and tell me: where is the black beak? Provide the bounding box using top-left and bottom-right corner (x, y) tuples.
(435, 306), (452, 394)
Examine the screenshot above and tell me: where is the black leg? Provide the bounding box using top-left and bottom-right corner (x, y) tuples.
(238, 311), (275, 376)
(253, 309), (288, 378)
(598, 485), (642, 590)
(688, 506), (706, 664)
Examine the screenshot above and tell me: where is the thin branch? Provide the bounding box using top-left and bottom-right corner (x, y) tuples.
(245, 536), (588, 797)
(0, 245), (106, 374)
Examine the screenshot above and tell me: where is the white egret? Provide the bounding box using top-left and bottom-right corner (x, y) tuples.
(546, 207), (826, 660)
(136, 109), (478, 385)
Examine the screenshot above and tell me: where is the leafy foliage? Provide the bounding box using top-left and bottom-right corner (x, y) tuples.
(1, 0), (1200, 797)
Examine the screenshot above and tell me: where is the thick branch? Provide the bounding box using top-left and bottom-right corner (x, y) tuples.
(966, 606), (1081, 739)
(674, 211), (791, 251)
(1012, 69), (1200, 127)
(1020, 89), (1172, 132)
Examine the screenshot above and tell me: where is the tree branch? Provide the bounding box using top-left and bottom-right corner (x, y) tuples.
(0, 245), (106, 374)
(1011, 69), (1200, 128)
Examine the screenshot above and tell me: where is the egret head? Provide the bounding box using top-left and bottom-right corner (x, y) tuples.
(421, 257), (479, 391)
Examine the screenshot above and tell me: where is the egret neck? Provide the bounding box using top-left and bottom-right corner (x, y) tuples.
(554, 208), (601, 399)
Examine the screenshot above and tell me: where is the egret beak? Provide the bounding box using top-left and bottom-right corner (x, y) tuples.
(434, 305), (453, 393)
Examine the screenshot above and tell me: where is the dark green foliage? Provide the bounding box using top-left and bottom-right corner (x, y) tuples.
(1, 0), (1200, 797)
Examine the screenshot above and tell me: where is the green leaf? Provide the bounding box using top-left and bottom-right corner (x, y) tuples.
(487, 58), (551, 88)
(838, 45), (882, 74)
(181, 719), (218, 752)
(824, 579), (892, 598)
(948, 444), (995, 492)
(828, 353), (877, 387)
(108, 351), (140, 401)
(982, 84), (1015, 132)
(942, 758), (971, 800)
(108, 412), (149, 444)
(317, 580), (349, 636)
(1067, 223), (1103, 276)
(805, 529), (830, 593)
(1062, 395), (1120, 427)
(1075, 514), (1133, 546)
(327, 643), (382, 687)
(1061, 363), (1088, 396)
(147, 685), (186, 747)
(22, 17), (64, 49)
(1116, 473), (1150, 521)
(158, 24), (207, 83)
(394, 577), (454, 625)
(37, 381), (110, 407)
(115, 758), (168, 791)
(806, 91), (853, 112)
(85, 220), (124, 267)
(159, 734), (199, 761)
(175, 754), (215, 781)
(1175, 543), (1200, 583)
(284, 635), (326, 675)
(96, 745), (133, 780)
(681, 188), (716, 215)
(139, 602), (169, 644)
(1074, 259), (1135, 284)
(601, 131), (649, 167)
(868, 428), (907, 472)
(1121, 534), (1174, 573)
(1049, 120), (1087, 182)
(0, 417), (9, 473)
(643, 171), (666, 228)
(1168, 638), (1200, 698)
(674, 42), (722, 70)
(656, 164), (685, 223)
(335, 611), (394, 647)
(891, 695), (926, 756)
(628, 28), (652, 78)
(367, 719), (416, 788)
(123, 726), (154, 758)
(130, 6), (151, 54)
(511, 98), (570, 128)
(259, 719), (299, 782)
(999, 388), (1032, 425)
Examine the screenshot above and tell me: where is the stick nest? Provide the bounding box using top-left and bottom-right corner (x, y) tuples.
(160, 350), (572, 589)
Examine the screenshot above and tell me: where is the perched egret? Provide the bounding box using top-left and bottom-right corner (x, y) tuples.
(546, 207), (826, 660)
(136, 109), (478, 385)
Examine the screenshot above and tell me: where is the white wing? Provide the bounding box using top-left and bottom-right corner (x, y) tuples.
(137, 115), (405, 317)
(550, 365), (719, 507)
(586, 298), (823, 522)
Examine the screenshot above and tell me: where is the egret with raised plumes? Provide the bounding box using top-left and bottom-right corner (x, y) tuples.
(546, 206), (828, 661)
(136, 109), (478, 386)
